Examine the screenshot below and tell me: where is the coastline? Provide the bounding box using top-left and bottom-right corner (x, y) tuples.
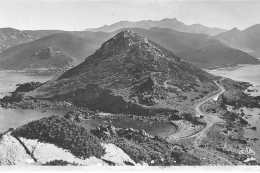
(1, 66), (260, 165)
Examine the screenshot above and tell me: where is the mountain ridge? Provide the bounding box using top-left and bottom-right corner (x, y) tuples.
(86, 18), (226, 36)
(0, 27), (62, 52)
(111, 27), (259, 68)
(214, 24), (260, 57)
(0, 31), (113, 70)
(0, 27), (258, 70)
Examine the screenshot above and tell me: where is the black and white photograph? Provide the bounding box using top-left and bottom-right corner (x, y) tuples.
(0, 0), (260, 171)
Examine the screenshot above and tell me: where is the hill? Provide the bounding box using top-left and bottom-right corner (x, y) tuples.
(86, 18), (226, 36)
(0, 27), (62, 52)
(214, 24), (260, 58)
(0, 31), (113, 70)
(27, 30), (219, 115)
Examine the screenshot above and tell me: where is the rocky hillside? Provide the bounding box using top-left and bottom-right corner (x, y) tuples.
(86, 18), (226, 36)
(27, 30), (218, 115)
(214, 24), (260, 57)
(0, 116), (201, 166)
(0, 27), (61, 52)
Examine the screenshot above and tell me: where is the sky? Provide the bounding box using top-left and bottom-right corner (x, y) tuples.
(0, 0), (260, 31)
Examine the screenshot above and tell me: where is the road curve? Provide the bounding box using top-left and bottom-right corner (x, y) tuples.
(194, 81), (226, 137)
(192, 80), (233, 165)
(195, 81), (226, 117)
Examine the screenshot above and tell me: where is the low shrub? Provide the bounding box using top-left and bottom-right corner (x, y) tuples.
(43, 160), (77, 166)
(12, 116), (105, 159)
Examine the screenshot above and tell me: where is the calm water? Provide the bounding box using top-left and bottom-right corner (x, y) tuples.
(80, 118), (177, 138)
(206, 64), (260, 85)
(0, 71), (59, 133)
(207, 64), (260, 161)
(206, 64), (260, 97)
(0, 71), (55, 98)
(0, 108), (66, 132)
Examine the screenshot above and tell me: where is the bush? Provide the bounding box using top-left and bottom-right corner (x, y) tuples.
(113, 138), (176, 166)
(169, 114), (182, 121)
(100, 130), (201, 166)
(43, 160), (77, 166)
(12, 116), (105, 159)
(240, 118), (248, 126)
(181, 113), (205, 125)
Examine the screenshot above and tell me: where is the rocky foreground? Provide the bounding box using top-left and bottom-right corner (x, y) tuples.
(0, 116), (201, 166)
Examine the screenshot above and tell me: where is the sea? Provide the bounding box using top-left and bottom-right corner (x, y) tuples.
(206, 64), (260, 162)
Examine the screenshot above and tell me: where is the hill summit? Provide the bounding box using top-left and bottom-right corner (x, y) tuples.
(29, 30), (218, 115)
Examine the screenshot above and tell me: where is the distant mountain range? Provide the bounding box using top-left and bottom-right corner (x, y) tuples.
(214, 24), (260, 57)
(0, 27), (257, 70)
(0, 28), (62, 52)
(0, 19), (260, 70)
(116, 28), (259, 68)
(28, 30), (218, 115)
(85, 18), (227, 36)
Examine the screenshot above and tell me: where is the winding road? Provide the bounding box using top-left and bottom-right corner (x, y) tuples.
(191, 80), (233, 165)
(166, 80), (233, 165)
(193, 81), (226, 138)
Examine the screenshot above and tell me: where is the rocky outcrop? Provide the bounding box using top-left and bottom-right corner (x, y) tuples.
(34, 47), (54, 59)
(91, 125), (201, 166)
(64, 109), (97, 122)
(15, 82), (43, 93)
(0, 82), (43, 104)
(91, 125), (119, 140)
(1, 92), (25, 103)
(91, 125), (162, 142)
